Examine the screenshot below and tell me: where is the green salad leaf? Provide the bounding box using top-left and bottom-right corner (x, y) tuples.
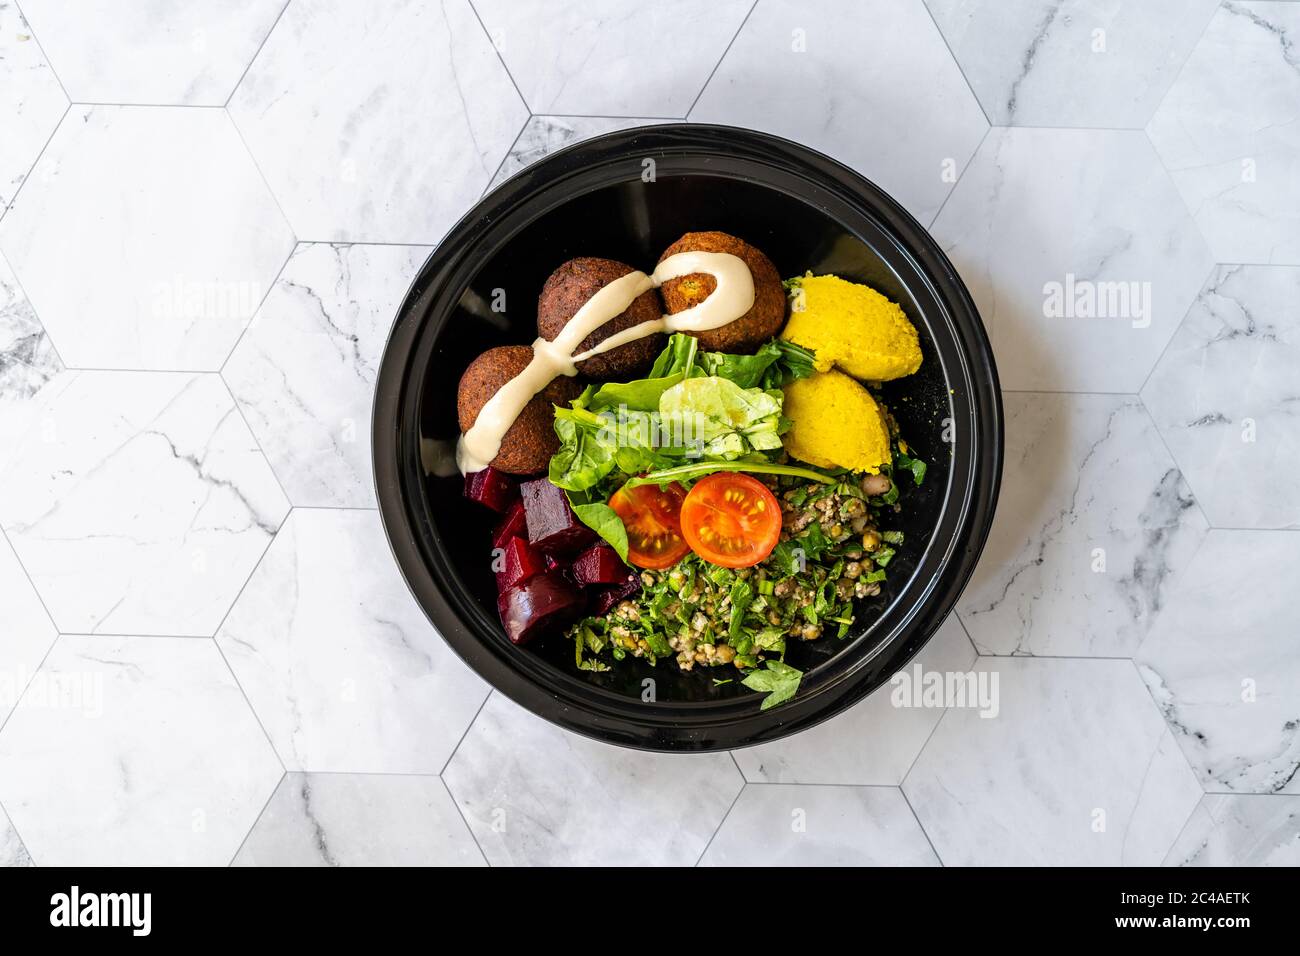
(741, 659), (804, 710)
(570, 501), (629, 563)
(658, 376), (784, 459)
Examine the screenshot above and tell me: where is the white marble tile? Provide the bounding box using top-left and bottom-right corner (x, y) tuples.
(925, 0), (1220, 128)
(0, 806), (33, 866)
(1137, 529), (1300, 795)
(232, 772), (484, 866)
(0, 371), (289, 636)
(700, 785), (939, 866)
(691, 0), (988, 226)
(487, 115), (670, 191)
(443, 692), (743, 866)
(1142, 266), (1300, 530)
(931, 127), (1214, 392)
(732, 616), (975, 785)
(904, 658), (1202, 866)
(224, 243), (427, 508)
(1147, 1), (1300, 265)
(0, 533), (56, 725)
(229, 0), (527, 243)
(0, 635), (283, 866)
(475, 0), (750, 117)
(216, 509), (489, 773)
(958, 394), (1208, 657)
(19, 0), (284, 105)
(0, 106), (295, 370)
(1164, 794), (1300, 866)
(0, 3), (66, 210)
(0, 250), (61, 404)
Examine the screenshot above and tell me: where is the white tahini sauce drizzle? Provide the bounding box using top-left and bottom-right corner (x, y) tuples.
(456, 251), (755, 475)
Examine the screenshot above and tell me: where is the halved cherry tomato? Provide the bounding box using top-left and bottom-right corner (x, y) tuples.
(679, 473), (781, 569)
(609, 481), (690, 569)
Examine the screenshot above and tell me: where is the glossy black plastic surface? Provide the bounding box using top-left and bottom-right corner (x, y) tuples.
(373, 124), (1002, 751)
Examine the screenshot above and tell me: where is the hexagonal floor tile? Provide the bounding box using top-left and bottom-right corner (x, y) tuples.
(0, 371), (289, 636)
(1137, 529), (1300, 795)
(487, 115), (670, 192)
(904, 658), (1202, 865)
(958, 394), (1208, 657)
(1164, 794), (1300, 866)
(18, 0), (284, 105)
(232, 772), (483, 866)
(1, 250), (62, 404)
(925, 0), (1219, 128)
(0, 106), (295, 370)
(1, 806), (33, 866)
(443, 692), (743, 866)
(475, 0), (750, 117)
(930, 127), (1213, 392)
(732, 615), (975, 785)
(0, 635), (283, 865)
(216, 509), (488, 773)
(229, 0), (527, 243)
(0, 533), (56, 724)
(0, 4), (66, 210)
(699, 785), (938, 866)
(224, 243), (428, 508)
(691, 0), (988, 226)
(1142, 265), (1300, 530)
(1147, 2), (1300, 265)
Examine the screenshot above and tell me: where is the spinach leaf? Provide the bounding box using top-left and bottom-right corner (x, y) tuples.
(741, 660), (803, 710)
(586, 371), (685, 413)
(648, 333), (700, 378)
(569, 501), (629, 563)
(548, 412), (617, 492)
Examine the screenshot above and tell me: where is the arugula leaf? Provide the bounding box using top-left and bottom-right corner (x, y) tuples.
(741, 660), (803, 710)
(569, 501), (629, 563)
(895, 452), (927, 486)
(624, 459), (835, 490)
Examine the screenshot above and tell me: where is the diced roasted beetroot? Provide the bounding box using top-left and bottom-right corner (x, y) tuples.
(464, 466), (520, 513)
(496, 572), (586, 645)
(591, 572), (641, 617)
(571, 544), (630, 588)
(520, 478), (595, 555)
(494, 536), (547, 592)
(544, 553), (567, 574)
(491, 499), (527, 550)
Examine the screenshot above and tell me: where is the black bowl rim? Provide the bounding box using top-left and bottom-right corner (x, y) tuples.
(372, 123), (1003, 752)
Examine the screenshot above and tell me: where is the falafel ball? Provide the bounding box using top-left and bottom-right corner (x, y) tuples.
(457, 345), (582, 475)
(537, 257), (664, 379)
(657, 231), (786, 352)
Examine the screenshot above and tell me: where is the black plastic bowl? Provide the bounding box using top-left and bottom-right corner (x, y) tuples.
(373, 124), (1002, 752)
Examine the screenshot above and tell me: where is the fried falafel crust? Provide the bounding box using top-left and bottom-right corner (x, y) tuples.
(537, 257), (665, 379)
(456, 345), (582, 475)
(657, 231), (786, 352)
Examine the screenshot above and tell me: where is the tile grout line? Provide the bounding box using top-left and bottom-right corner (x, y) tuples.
(13, 0), (73, 102)
(223, 0), (293, 110)
(217, 244), (298, 375)
(684, 0), (758, 120)
(225, 770), (287, 866)
(211, 636), (289, 777)
(899, 785), (945, 866)
(926, 124), (990, 232)
(437, 775), (492, 867)
(219, 107), (299, 260)
(467, 0), (532, 116)
(438, 689), (493, 777)
(215, 373), (296, 507)
(920, 0), (992, 128)
(693, 779), (746, 866)
(1134, 387), (1216, 535)
(480, 113), (532, 198)
(0, 798), (37, 866)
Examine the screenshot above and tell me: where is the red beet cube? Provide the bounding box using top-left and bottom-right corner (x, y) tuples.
(571, 544), (630, 587)
(520, 478), (595, 555)
(494, 536), (547, 592)
(496, 572), (585, 645)
(464, 466), (520, 513)
(491, 499), (527, 550)
(591, 572), (642, 616)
